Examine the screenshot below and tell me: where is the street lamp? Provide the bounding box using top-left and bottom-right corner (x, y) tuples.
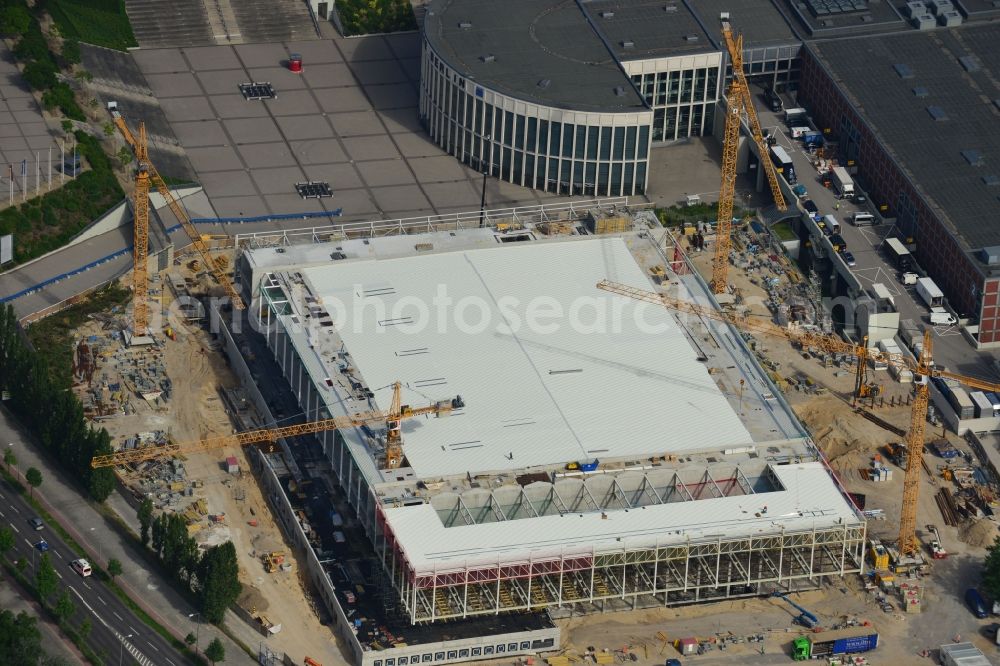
(479, 135), (491, 228)
(188, 612), (201, 654)
(89, 527), (101, 565)
(119, 633), (133, 665)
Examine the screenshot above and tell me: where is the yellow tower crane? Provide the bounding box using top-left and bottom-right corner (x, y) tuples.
(89, 382), (463, 469)
(131, 122), (150, 336)
(712, 19), (788, 295)
(111, 108), (245, 310)
(595, 279), (1000, 556)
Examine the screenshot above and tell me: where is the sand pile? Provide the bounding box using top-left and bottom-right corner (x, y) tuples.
(959, 518), (999, 548)
(793, 398), (890, 474)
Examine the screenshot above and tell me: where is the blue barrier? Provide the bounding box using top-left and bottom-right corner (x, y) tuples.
(0, 246), (133, 304)
(164, 208), (343, 234)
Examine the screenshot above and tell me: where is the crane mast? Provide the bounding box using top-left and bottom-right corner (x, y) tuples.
(596, 280), (1000, 556)
(112, 111), (245, 310)
(132, 123), (150, 336)
(712, 20), (787, 294)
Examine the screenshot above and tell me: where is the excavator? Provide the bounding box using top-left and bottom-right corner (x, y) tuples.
(90, 382), (463, 469)
(596, 279), (1000, 556)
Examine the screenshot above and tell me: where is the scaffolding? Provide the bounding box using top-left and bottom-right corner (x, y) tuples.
(379, 521), (865, 623)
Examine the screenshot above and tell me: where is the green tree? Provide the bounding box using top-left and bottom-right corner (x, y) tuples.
(21, 60), (57, 91)
(79, 617), (91, 639)
(4, 448), (16, 472)
(118, 146), (133, 166)
(197, 542), (242, 623)
(35, 553), (57, 599)
(107, 558), (123, 581)
(102, 122), (114, 137)
(0, 609), (44, 665)
(151, 513), (166, 556)
(61, 40), (80, 66)
(184, 632), (197, 647)
(0, 5), (31, 37)
(54, 588), (75, 623)
(25, 467), (42, 497)
(983, 536), (1000, 601)
(0, 526), (13, 557)
(138, 497), (154, 547)
(16, 557), (27, 573)
(204, 637), (225, 664)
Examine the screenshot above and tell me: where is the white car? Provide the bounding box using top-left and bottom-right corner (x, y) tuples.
(70, 558), (92, 577)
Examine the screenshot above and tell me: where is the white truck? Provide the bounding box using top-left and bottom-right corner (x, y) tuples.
(916, 277), (944, 308)
(830, 166), (854, 199)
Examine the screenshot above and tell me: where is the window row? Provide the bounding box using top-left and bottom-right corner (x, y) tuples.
(630, 67), (720, 106)
(372, 638), (556, 666)
(651, 103), (716, 142)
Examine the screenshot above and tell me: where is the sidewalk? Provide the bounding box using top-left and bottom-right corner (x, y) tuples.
(0, 407), (256, 665)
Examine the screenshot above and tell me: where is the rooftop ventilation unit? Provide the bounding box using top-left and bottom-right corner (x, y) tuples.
(912, 86), (928, 97)
(983, 175), (999, 187)
(911, 12), (935, 28)
(893, 63), (913, 79)
(613, 86), (626, 97)
(684, 34), (700, 42)
(458, 21), (472, 29)
(664, 4), (678, 12)
(981, 246), (1000, 265)
(961, 149), (983, 166)
(904, 0), (925, 16)
(860, 14), (873, 21)
(621, 40), (634, 48)
(927, 105), (947, 121)
(600, 10), (615, 18)
(959, 55), (980, 72)
(480, 54), (495, 63)
(537, 79), (551, 89)
(938, 10), (961, 25)
(927, 0), (953, 13)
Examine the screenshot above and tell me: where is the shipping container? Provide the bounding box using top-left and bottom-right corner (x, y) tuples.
(970, 391), (993, 418)
(949, 387), (975, 420)
(784, 107), (808, 124)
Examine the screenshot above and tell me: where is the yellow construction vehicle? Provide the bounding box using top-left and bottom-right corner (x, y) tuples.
(90, 382), (463, 469)
(711, 19), (787, 294)
(263, 551), (285, 573)
(596, 279), (1000, 556)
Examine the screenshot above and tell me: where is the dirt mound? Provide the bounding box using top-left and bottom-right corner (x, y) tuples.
(959, 518), (998, 549)
(793, 397), (891, 471)
(237, 584), (270, 613)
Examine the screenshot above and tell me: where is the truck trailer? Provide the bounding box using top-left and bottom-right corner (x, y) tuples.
(791, 628), (879, 661)
(916, 277), (944, 308)
(830, 166), (854, 198)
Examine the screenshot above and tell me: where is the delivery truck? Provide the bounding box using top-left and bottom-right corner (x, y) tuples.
(830, 166), (854, 198)
(769, 145), (796, 183)
(791, 628), (879, 661)
(884, 237), (913, 272)
(916, 277), (944, 308)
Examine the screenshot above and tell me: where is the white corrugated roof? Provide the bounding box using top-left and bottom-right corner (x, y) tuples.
(382, 462), (859, 571)
(940, 642), (992, 666)
(301, 237), (752, 479)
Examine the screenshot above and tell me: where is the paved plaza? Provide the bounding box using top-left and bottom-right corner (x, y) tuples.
(127, 35), (575, 224)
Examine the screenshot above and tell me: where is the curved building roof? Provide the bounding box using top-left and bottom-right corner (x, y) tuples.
(423, 0), (647, 113)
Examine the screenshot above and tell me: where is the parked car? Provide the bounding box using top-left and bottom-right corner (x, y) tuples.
(842, 251), (857, 267)
(829, 234), (848, 252)
(70, 559), (92, 578)
(966, 588), (988, 618)
(802, 199), (819, 219)
(28, 517), (44, 531)
(665, 660), (682, 666)
(34, 540), (49, 552)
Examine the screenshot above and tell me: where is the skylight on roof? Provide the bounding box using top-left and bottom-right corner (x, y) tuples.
(893, 63), (913, 79)
(927, 106), (947, 121)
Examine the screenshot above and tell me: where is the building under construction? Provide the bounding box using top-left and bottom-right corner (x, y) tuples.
(237, 209), (865, 665)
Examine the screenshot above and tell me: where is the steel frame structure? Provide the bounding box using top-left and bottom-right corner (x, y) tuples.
(378, 520), (865, 624)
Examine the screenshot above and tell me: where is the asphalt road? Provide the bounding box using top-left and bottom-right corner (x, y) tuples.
(0, 478), (187, 666)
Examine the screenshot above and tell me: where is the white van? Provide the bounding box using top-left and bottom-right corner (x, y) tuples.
(823, 214), (841, 234)
(852, 212), (877, 227)
(929, 307), (957, 326)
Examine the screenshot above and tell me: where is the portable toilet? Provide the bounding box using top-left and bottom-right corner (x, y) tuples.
(289, 53), (303, 73)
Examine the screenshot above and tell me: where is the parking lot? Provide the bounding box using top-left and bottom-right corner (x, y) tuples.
(757, 91), (1000, 379)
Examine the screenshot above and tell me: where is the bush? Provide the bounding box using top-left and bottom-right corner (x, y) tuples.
(0, 5), (31, 36)
(21, 59), (57, 91)
(336, 0), (416, 36)
(41, 82), (84, 120)
(61, 38), (80, 65)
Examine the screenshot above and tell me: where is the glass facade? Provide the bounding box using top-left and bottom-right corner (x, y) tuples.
(420, 40), (653, 197)
(724, 44), (803, 92)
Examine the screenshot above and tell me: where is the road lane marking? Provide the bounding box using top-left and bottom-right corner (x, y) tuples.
(82, 581), (91, 590)
(97, 595), (107, 606)
(129, 625), (140, 636)
(9, 505), (18, 514)
(164, 658), (176, 666)
(9, 524), (18, 533)
(147, 640), (160, 652)
(55, 571), (62, 579)
(53, 550), (62, 559)
(23, 537), (31, 548)
(113, 611), (124, 622)
(0, 509), (4, 517)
